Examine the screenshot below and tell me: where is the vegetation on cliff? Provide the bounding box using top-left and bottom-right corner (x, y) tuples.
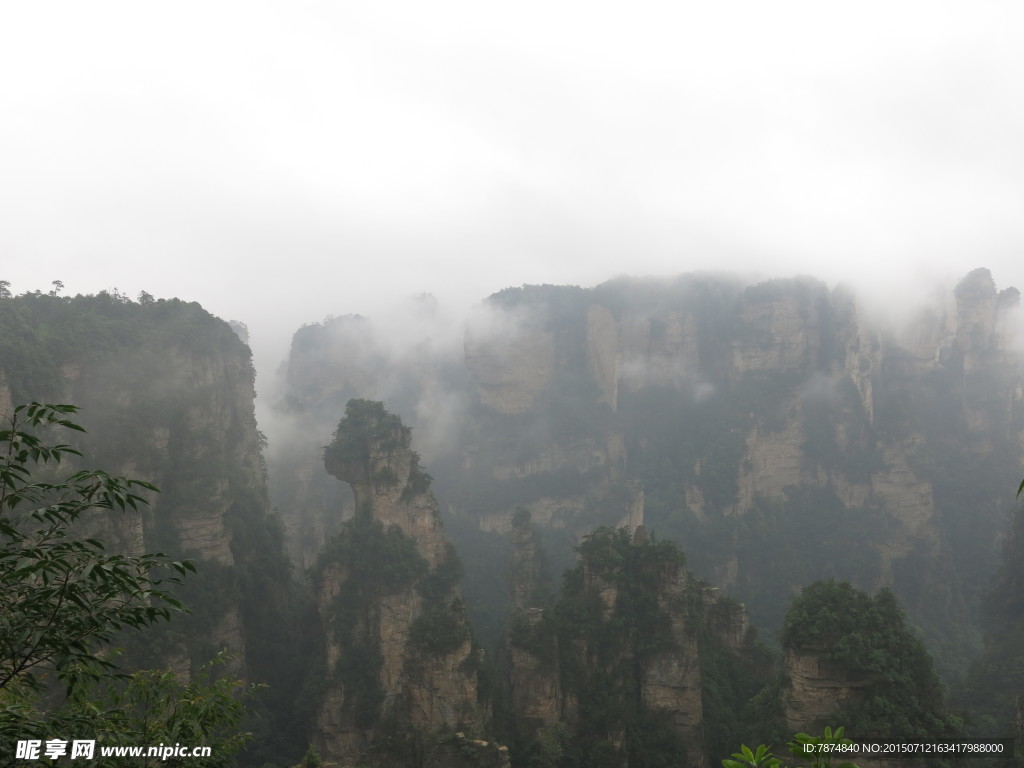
(278, 272), (1024, 694)
(311, 400), (478, 763)
(313, 511), (427, 727)
(0, 289), (245, 404)
(0, 290), (305, 767)
(508, 525), (770, 768)
(782, 580), (962, 742)
(504, 525), (966, 767)
(324, 399), (407, 469)
(7, 273), (1023, 766)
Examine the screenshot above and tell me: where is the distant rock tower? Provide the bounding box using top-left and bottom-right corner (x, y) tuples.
(313, 399), (481, 763)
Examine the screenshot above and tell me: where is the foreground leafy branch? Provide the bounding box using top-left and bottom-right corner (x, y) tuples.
(724, 727), (858, 768)
(0, 403), (196, 693)
(1, 403), (254, 765)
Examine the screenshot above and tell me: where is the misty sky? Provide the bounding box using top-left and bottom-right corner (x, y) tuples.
(2, 2), (1023, 384)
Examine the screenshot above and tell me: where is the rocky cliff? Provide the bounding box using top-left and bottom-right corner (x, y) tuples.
(0, 292), (288, 684)
(1, 294), (288, 679)
(311, 400), (481, 765)
(506, 510), (561, 739)
(271, 301), (470, 571)
(273, 268), (1024, 730)
(456, 271), (1023, 676)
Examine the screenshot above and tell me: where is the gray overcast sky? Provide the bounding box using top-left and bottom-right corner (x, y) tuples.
(2, 1), (1023, 384)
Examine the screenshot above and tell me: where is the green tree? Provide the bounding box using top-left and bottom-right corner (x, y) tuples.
(781, 580), (960, 743)
(0, 404), (197, 695)
(0, 403), (192, 694)
(294, 745), (322, 767)
(0, 403), (253, 764)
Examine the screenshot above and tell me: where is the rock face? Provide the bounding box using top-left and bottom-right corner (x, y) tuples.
(0, 371), (12, 419)
(510, 510), (548, 613)
(0, 293), (285, 681)
(464, 323), (558, 415)
(454, 271), (1024, 675)
(508, 607), (562, 734)
(275, 268), (1024, 682)
(323, 404), (449, 569)
(312, 400), (480, 764)
(507, 511), (561, 736)
(271, 306), (470, 571)
(633, 561), (706, 767)
(782, 645), (868, 730)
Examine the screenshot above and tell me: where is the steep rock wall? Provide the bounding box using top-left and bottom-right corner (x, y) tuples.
(457, 271), (1024, 675)
(0, 293), (284, 680)
(783, 646), (868, 730)
(273, 269), (1024, 679)
(312, 401), (480, 764)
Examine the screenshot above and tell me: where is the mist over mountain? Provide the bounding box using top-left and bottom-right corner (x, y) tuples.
(5, 2), (1024, 764)
(2, 267), (1022, 767)
(272, 268), (1023, 673)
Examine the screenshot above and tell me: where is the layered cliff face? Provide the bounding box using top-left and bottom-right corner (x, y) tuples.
(507, 511), (561, 736)
(274, 268), (1024, 683)
(459, 271), (1024, 677)
(0, 292), (287, 683)
(312, 400), (480, 764)
(782, 646), (868, 730)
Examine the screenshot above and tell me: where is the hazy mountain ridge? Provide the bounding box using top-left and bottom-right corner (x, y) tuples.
(275, 269), (1024, 680)
(3, 272), (1021, 766)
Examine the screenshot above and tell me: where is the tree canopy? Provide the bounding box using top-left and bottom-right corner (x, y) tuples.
(782, 580), (960, 742)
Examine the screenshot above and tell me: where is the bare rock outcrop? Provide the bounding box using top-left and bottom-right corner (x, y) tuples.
(783, 645), (868, 731)
(464, 323), (557, 415)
